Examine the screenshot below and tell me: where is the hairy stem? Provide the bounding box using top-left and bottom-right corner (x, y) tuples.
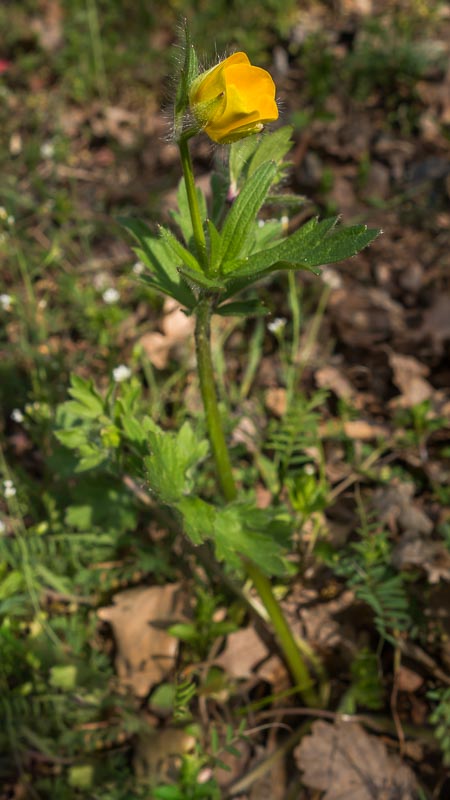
(195, 297), (237, 501)
(178, 135), (207, 270)
(244, 560), (318, 706)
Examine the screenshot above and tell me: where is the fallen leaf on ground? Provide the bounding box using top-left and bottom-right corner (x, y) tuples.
(392, 537), (450, 584)
(343, 419), (389, 440)
(316, 365), (355, 400)
(373, 482), (433, 537)
(396, 665), (424, 693)
(294, 720), (418, 799)
(419, 294), (450, 356)
(265, 387), (287, 417)
(388, 351), (433, 408)
(214, 627), (269, 680)
(328, 286), (404, 348)
(98, 583), (184, 696)
(138, 297), (194, 369)
(31, 0), (64, 52)
(134, 724), (195, 783)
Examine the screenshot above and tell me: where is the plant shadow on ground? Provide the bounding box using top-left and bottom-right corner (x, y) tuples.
(1, 1), (450, 798)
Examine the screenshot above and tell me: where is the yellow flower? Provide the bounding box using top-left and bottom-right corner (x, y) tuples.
(189, 52), (278, 144)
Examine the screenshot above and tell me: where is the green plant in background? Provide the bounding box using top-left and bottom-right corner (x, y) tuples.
(317, 507), (414, 645)
(428, 688), (450, 767)
(342, 10), (445, 132)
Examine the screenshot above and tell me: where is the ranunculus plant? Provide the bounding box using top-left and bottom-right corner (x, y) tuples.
(58, 26), (379, 707)
(125, 28), (378, 703)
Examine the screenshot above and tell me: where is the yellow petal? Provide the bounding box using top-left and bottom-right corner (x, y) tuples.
(189, 52), (278, 144)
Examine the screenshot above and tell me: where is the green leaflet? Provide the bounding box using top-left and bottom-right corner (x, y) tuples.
(229, 125), (293, 189)
(120, 217), (196, 308)
(66, 374), (105, 417)
(144, 421), (209, 505)
(177, 263), (226, 292)
(158, 225), (204, 274)
(246, 126), (293, 180)
(215, 298), (268, 317)
(229, 136), (260, 189)
(219, 160), (278, 266)
(207, 219), (222, 274)
(176, 497), (291, 575)
(213, 504), (291, 576)
(223, 216), (379, 279)
(177, 496), (215, 545)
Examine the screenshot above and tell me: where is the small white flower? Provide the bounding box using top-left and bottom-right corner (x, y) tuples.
(321, 267), (342, 290)
(7, 215), (14, 226)
(40, 141), (55, 159)
(0, 206), (6, 220)
(304, 463), (315, 475)
(11, 409), (24, 423)
(268, 317), (287, 334)
(0, 293), (12, 311)
(102, 287), (120, 304)
(113, 364), (131, 383)
(258, 219), (265, 228)
(132, 260), (144, 275)
(3, 479), (16, 499)
(0, 520), (6, 534)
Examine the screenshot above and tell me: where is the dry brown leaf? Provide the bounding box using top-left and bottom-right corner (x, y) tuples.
(31, 0), (64, 52)
(134, 725), (195, 783)
(316, 365), (355, 400)
(319, 419), (390, 441)
(396, 666), (424, 693)
(419, 294), (450, 356)
(295, 720), (418, 799)
(265, 387), (287, 417)
(138, 331), (170, 370)
(97, 106), (139, 147)
(392, 537), (450, 584)
(329, 286), (404, 348)
(98, 583), (184, 696)
(373, 482), (433, 537)
(138, 298), (195, 369)
(388, 352), (433, 408)
(340, 1), (373, 18)
(231, 415), (259, 454)
(343, 419), (389, 440)
(249, 742), (287, 800)
(214, 627), (269, 679)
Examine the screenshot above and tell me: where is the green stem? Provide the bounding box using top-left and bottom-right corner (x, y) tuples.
(178, 136), (208, 270)
(195, 298), (237, 502)
(286, 270), (301, 408)
(178, 135), (320, 706)
(245, 560), (318, 706)
(195, 300), (319, 705)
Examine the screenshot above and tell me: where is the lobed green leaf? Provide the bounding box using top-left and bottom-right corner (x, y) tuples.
(223, 216), (379, 280)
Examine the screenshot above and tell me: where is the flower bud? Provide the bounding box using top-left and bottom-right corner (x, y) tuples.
(189, 52), (278, 144)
